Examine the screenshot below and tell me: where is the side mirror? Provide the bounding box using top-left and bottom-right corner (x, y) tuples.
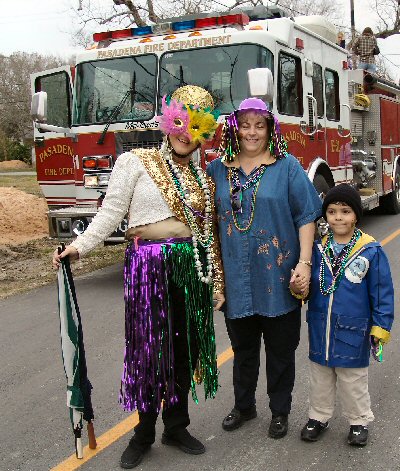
(31, 91), (47, 122)
(248, 68), (274, 102)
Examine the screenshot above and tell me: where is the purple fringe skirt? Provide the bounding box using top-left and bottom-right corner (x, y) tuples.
(119, 237), (218, 413)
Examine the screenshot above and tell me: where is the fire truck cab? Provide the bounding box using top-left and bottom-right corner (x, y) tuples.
(31, 5), (400, 240)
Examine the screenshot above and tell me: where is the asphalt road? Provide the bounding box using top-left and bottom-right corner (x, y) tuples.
(1, 211), (400, 471)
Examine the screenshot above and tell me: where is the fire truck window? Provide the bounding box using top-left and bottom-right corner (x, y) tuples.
(73, 55), (157, 125)
(159, 45), (273, 115)
(36, 72), (71, 128)
(278, 53), (303, 116)
(312, 63), (324, 117)
(325, 69), (340, 121)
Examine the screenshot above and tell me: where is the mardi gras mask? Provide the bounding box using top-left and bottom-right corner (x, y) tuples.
(157, 85), (219, 144)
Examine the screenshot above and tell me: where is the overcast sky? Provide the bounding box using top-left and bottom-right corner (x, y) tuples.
(0, 0), (399, 80)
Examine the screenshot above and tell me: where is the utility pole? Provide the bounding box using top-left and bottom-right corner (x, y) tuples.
(350, 0), (355, 43)
(350, 0), (357, 69)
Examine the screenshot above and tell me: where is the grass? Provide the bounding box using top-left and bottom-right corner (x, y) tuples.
(0, 174), (44, 197)
(0, 167), (34, 172)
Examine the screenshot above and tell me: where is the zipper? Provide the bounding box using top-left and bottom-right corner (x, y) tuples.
(325, 292), (334, 362)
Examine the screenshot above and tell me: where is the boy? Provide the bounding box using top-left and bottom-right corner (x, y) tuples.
(291, 184), (394, 446)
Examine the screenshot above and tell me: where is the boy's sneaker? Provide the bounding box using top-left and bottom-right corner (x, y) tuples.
(301, 419), (329, 442)
(347, 425), (368, 446)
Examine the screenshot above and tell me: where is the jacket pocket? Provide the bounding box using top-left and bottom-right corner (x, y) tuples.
(332, 315), (368, 360)
(306, 310), (326, 356)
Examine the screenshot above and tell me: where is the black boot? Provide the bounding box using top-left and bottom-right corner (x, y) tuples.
(161, 428), (205, 454)
(222, 406), (257, 431)
(268, 415), (288, 439)
(120, 438), (150, 469)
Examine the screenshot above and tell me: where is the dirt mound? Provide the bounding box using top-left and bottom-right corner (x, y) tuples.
(0, 187), (48, 244)
(0, 160), (31, 170)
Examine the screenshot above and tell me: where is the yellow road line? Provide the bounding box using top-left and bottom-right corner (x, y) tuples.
(380, 227), (400, 247)
(51, 225), (400, 470)
(51, 347), (234, 470)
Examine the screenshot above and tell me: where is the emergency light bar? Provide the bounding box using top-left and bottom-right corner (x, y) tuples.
(93, 13), (249, 43)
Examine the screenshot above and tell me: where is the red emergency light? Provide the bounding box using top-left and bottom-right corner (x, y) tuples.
(295, 37), (304, 50)
(93, 31), (112, 42)
(111, 29), (133, 39)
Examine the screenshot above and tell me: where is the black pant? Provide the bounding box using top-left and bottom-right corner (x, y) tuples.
(225, 308), (301, 417)
(132, 282), (198, 448)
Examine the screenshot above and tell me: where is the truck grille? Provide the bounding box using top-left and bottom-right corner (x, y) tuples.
(115, 130), (163, 156)
(122, 139), (162, 152)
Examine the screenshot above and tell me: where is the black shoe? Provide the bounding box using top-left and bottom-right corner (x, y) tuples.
(120, 440), (150, 469)
(222, 406), (257, 431)
(301, 419), (329, 442)
(161, 428), (205, 455)
(348, 425), (368, 446)
(268, 415), (288, 439)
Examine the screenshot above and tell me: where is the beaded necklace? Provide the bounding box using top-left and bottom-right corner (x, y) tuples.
(319, 228), (361, 295)
(162, 143), (213, 284)
(228, 165), (267, 233)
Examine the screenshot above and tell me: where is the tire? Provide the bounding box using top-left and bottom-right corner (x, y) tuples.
(313, 174), (330, 198)
(313, 174), (331, 237)
(380, 165), (400, 214)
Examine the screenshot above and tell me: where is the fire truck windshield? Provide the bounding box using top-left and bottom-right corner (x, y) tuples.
(159, 44), (273, 114)
(73, 54), (157, 125)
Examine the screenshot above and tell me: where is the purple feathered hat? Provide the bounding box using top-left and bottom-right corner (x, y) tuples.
(219, 98), (288, 162)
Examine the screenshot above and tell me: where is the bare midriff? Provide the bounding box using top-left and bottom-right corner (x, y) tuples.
(126, 217), (192, 240)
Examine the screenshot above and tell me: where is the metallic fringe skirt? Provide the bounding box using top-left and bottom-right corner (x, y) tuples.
(119, 237), (218, 413)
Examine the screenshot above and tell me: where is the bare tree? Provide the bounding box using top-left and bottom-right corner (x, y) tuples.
(277, 0), (340, 21)
(71, 0), (341, 47)
(0, 53), (64, 144)
(371, 0), (400, 39)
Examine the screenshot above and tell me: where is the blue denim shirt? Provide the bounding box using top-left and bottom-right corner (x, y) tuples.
(207, 154), (322, 319)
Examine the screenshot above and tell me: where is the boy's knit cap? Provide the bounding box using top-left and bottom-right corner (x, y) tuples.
(322, 183), (363, 222)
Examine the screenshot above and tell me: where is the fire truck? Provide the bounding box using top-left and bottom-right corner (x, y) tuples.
(31, 5), (400, 240)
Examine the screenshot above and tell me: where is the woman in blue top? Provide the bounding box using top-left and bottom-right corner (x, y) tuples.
(207, 98), (322, 438)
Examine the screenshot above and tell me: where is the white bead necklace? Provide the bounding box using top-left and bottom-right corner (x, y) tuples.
(161, 141), (213, 284)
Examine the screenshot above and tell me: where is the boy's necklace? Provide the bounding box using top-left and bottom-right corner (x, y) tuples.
(228, 165), (267, 233)
(319, 228), (361, 295)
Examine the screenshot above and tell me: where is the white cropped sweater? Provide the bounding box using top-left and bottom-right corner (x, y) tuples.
(71, 152), (175, 256)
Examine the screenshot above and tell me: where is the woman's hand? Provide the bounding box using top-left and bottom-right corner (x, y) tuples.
(213, 292), (225, 311)
(291, 262), (311, 293)
(52, 245), (79, 269)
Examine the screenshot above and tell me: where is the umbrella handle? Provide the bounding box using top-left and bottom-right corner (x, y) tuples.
(74, 426), (83, 459)
(87, 421), (97, 449)
(75, 436), (83, 459)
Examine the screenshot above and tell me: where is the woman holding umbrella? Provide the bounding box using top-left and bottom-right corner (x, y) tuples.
(53, 85), (224, 469)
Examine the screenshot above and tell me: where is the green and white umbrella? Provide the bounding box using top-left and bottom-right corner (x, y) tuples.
(57, 250), (96, 458)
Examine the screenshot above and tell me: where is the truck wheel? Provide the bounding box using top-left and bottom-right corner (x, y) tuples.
(313, 174), (331, 236)
(381, 165), (400, 214)
(313, 174), (330, 198)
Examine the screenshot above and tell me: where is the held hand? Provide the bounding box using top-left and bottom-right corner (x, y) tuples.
(292, 262), (311, 292)
(213, 292), (225, 311)
(52, 245), (79, 269)
(289, 269), (302, 294)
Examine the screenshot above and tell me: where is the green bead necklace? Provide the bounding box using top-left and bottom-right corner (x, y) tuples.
(319, 228), (361, 295)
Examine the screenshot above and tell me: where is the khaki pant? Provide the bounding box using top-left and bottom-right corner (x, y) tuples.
(308, 361), (374, 426)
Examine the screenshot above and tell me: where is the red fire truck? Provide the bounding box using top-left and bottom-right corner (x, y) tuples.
(31, 6), (400, 240)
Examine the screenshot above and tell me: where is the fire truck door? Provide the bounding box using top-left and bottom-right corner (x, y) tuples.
(31, 67), (76, 207)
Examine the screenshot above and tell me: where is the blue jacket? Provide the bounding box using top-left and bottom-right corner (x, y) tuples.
(307, 231), (394, 368)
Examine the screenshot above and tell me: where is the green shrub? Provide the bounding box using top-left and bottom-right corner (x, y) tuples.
(0, 138), (32, 164)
